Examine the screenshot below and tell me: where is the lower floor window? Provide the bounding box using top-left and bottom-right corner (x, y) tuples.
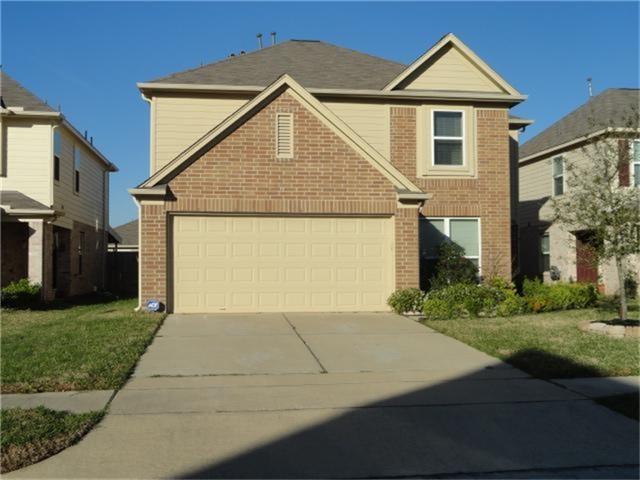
(540, 232), (550, 272)
(420, 217), (481, 287)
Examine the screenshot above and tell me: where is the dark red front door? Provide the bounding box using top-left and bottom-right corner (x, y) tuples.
(575, 231), (598, 283)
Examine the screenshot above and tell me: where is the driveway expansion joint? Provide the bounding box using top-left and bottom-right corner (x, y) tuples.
(282, 312), (328, 373)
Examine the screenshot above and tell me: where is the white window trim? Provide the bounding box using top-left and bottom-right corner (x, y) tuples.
(423, 217), (482, 274)
(631, 139), (640, 188)
(275, 113), (294, 159)
(540, 232), (550, 272)
(551, 155), (565, 196)
(431, 109), (466, 167)
(53, 130), (62, 184)
(73, 144), (81, 195)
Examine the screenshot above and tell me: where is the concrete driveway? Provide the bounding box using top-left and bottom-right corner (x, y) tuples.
(10, 313), (639, 478)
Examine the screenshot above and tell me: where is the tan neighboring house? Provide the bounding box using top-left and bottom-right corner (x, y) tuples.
(518, 88), (640, 294)
(131, 34), (528, 313)
(0, 72), (118, 300)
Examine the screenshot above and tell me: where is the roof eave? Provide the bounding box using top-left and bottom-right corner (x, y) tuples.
(519, 127), (637, 164)
(137, 82), (526, 105)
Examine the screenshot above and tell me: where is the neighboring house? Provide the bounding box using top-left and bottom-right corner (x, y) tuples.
(518, 88), (640, 294)
(108, 219), (138, 253)
(131, 33), (527, 313)
(106, 219), (139, 297)
(0, 72), (118, 300)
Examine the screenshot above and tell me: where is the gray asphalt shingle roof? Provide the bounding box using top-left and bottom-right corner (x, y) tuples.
(520, 88), (640, 159)
(149, 40), (406, 90)
(1, 71), (55, 112)
(0, 191), (51, 211)
(114, 219), (139, 246)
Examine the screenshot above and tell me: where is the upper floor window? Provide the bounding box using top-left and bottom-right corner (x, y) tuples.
(73, 145), (81, 194)
(432, 111), (464, 166)
(275, 113), (293, 159)
(633, 140), (640, 187)
(540, 232), (550, 272)
(53, 130), (61, 182)
(552, 156), (564, 196)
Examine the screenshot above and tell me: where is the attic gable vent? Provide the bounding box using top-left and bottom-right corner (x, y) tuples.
(276, 113), (294, 158)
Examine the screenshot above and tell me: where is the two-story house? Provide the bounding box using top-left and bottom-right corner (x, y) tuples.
(0, 72), (118, 300)
(518, 88), (639, 294)
(130, 34), (527, 313)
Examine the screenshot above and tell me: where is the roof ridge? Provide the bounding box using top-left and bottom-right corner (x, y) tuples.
(0, 70), (56, 112)
(314, 40), (406, 67)
(148, 40), (296, 83)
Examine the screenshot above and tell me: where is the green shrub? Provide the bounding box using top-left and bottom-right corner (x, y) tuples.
(496, 292), (529, 317)
(422, 297), (463, 320)
(423, 278), (530, 319)
(522, 278), (597, 312)
(1, 279), (41, 309)
(429, 242), (478, 291)
(387, 288), (425, 314)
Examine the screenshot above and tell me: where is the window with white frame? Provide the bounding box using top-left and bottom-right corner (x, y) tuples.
(540, 232), (550, 272)
(421, 217), (481, 272)
(633, 140), (640, 187)
(432, 111), (464, 166)
(54, 130), (61, 182)
(552, 156), (564, 196)
(73, 145), (81, 193)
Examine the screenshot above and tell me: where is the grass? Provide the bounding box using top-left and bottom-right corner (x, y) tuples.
(1, 297), (164, 393)
(0, 407), (103, 473)
(423, 304), (639, 378)
(595, 393), (639, 421)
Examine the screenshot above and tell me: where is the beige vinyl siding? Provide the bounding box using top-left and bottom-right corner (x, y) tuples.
(518, 158), (552, 225)
(0, 118), (53, 206)
(324, 101), (390, 159)
(153, 95), (249, 172)
(402, 45), (502, 93)
(53, 126), (106, 229)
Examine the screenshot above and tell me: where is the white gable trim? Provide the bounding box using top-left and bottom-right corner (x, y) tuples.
(383, 33), (520, 96)
(138, 74), (424, 195)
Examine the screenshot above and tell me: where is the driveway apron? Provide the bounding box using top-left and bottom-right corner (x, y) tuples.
(9, 312), (639, 479)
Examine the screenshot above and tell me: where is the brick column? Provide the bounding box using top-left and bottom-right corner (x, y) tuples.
(139, 204), (167, 310)
(395, 206), (420, 289)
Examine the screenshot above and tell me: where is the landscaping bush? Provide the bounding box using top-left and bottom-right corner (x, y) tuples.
(428, 242), (478, 291)
(522, 278), (597, 312)
(422, 279), (529, 320)
(387, 288), (425, 315)
(1, 279), (41, 309)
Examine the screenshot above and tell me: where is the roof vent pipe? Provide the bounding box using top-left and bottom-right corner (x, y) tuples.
(587, 77), (593, 98)
(271, 32), (277, 45)
(256, 33), (263, 49)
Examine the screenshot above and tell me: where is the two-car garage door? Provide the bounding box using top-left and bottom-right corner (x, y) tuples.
(172, 216), (395, 313)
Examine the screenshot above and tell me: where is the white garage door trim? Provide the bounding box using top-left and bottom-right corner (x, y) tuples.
(170, 214), (395, 313)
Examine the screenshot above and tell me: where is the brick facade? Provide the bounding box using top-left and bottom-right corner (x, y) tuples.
(139, 91), (403, 308)
(390, 106), (512, 281)
(139, 91), (512, 310)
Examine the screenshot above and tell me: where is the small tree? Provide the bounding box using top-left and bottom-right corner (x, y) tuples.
(429, 242), (478, 290)
(550, 107), (640, 320)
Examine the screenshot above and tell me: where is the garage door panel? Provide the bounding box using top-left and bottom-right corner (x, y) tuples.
(172, 216), (394, 313)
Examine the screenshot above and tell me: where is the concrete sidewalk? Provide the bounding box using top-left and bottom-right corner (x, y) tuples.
(1, 390), (114, 413)
(8, 313), (640, 479)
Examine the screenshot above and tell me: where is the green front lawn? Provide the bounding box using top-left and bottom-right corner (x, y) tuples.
(423, 306), (639, 378)
(0, 407), (103, 473)
(1, 298), (164, 393)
